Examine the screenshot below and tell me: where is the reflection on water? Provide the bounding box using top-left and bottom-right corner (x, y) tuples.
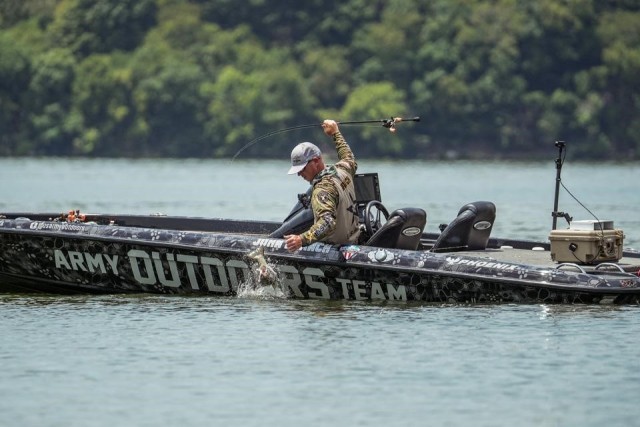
(1, 293), (640, 427)
(2, 158), (640, 426)
(2, 292), (637, 316)
(536, 302), (632, 319)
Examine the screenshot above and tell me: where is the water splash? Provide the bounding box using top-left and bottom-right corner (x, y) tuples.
(236, 277), (288, 299)
(240, 246), (286, 299)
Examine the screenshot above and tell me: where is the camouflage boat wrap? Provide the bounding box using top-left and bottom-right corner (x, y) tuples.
(1, 216), (639, 304)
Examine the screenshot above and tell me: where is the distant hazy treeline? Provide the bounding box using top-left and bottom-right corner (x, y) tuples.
(0, 0), (639, 159)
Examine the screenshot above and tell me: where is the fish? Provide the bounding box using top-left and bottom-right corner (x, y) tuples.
(245, 246), (278, 287)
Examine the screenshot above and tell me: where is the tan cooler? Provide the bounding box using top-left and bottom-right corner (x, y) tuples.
(549, 228), (624, 264)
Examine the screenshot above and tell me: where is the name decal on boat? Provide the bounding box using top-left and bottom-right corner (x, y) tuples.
(51, 249), (406, 300)
(253, 239), (333, 254)
(253, 238), (284, 249)
(298, 242), (332, 254)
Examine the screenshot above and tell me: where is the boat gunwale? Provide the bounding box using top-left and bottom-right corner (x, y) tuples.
(2, 222), (640, 295)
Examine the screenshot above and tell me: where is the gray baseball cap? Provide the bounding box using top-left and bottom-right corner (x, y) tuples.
(287, 142), (322, 174)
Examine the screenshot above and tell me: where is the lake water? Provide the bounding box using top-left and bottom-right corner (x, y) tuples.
(1, 157), (639, 426)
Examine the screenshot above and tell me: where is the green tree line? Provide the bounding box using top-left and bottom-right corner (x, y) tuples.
(1, 0), (639, 160)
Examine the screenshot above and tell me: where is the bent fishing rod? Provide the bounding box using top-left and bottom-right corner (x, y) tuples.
(231, 116), (420, 161)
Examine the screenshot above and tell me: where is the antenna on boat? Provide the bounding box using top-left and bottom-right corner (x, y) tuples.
(551, 140), (573, 230)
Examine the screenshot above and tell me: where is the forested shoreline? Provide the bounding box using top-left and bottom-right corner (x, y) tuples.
(1, 0), (639, 160)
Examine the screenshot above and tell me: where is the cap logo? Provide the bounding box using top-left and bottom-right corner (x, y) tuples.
(288, 142), (322, 174)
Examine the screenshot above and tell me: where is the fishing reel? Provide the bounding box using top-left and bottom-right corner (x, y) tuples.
(382, 117), (397, 132)
(381, 117), (402, 133)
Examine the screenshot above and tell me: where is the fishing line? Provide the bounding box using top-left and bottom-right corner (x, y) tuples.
(231, 124), (318, 161)
(231, 116), (420, 161)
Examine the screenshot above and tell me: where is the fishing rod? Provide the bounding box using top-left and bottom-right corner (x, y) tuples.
(231, 116), (420, 161)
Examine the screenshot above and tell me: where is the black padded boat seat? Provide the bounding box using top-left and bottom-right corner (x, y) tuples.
(365, 208), (427, 250)
(430, 201), (496, 253)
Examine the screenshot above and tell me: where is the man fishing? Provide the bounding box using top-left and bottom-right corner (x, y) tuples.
(284, 119), (361, 252)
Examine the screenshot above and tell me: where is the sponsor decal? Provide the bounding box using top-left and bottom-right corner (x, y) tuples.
(341, 245), (360, 260)
(55, 250), (119, 274)
(51, 248), (406, 300)
(340, 176), (351, 191)
(473, 221), (492, 230)
(29, 221), (86, 232)
(620, 279), (638, 288)
(313, 214), (334, 239)
(317, 190), (331, 203)
(337, 278), (407, 301)
(402, 226), (422, 237)
(446, 256), (517, 271)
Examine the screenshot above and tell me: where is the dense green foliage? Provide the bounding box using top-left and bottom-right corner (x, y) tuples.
(1, 0), (639, 159)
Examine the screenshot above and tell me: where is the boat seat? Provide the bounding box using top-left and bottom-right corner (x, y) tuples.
(430, 201), (496, 253)
(365, 207), (427, 250)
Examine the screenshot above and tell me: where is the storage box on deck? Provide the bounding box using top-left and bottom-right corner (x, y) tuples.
(549, 220), (624, 264)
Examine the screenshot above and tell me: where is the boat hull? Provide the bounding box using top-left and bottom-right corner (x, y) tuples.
(1, 216), (639, 304)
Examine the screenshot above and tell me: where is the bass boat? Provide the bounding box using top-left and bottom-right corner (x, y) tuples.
(1, 145), (639, 304)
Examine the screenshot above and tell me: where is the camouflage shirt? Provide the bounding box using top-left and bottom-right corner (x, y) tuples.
(300, 131), (359, 245)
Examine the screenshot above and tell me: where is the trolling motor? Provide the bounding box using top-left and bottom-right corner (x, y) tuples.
(551, 140), (572, 230)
